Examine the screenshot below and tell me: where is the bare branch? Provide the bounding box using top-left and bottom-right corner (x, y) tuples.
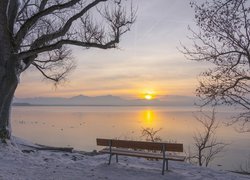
(7, 0), (20, 33)
(15, 0), (82, 46)
(30, 0), (107, 49)
(32, 47), (76, 84)
(182, 0), (250, 130)
(18, 38), (118, 60)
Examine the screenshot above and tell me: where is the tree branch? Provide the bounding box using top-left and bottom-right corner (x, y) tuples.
(7, 0), (19, 33)
(15, 0), (82, 46)
(30, 0), (107, 49)
(18, 38), (118, 60)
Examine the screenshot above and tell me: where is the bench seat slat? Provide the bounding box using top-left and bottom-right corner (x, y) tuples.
(96, 138), (183, 152)
(99, 148), (185, 161)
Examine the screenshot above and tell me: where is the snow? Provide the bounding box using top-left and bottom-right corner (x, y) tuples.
(0, 137), (249, 180)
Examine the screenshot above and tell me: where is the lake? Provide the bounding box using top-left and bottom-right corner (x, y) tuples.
(11, 106), (250, 171)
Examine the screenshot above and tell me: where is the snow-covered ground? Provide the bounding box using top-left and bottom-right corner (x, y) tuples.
(0, 137), (249, 180)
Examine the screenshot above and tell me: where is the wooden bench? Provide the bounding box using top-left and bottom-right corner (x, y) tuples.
(96, 138), (185, 175)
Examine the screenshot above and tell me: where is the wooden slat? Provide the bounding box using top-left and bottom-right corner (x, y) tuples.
(99, 148), (185, 161)
(96, 138), (183, 152)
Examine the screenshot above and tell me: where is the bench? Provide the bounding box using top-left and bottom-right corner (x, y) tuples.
(96, 138), (185, 175)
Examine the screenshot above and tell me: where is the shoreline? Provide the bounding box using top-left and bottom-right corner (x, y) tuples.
(0, 137), (249, 180)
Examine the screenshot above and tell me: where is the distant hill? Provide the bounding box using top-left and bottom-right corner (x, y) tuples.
(13, 95), (197, 106)
(12, 103), (31, 106)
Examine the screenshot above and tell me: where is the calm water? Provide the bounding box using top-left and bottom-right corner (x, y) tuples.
(12, 106), (250, 171)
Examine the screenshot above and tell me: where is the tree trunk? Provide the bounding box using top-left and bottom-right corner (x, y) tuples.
(198, 149), (202, 166)
(0, 57), (19, 141)
(0, 0), (19, 141)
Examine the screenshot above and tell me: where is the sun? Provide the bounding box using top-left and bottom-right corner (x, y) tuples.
(141, 90), (156, 100)
(144, 94), (153, 100)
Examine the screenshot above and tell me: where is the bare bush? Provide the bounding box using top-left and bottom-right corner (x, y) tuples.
(141, 127), (162, 142)
(187, 109), (227, 167)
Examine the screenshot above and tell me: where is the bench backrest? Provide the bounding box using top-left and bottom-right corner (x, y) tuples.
(96, 138), (183, 152)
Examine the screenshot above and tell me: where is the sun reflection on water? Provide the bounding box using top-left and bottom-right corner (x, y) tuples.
(141, 109), (156, 127)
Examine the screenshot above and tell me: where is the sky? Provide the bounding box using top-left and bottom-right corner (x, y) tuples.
(15, 0), (207, 99)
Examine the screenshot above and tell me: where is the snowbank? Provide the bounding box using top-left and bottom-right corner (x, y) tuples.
(0, 138), (249, 180)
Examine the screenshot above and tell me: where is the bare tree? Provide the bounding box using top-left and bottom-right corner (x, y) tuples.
(0, 0), (135, 140)
(182, 0), (250, 132)
(141, 127), (162, 142)
(187, 109), (227, 167)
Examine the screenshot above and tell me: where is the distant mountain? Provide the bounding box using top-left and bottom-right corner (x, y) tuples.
(13, 95), (197, 106)
(12, 103), (31, 106)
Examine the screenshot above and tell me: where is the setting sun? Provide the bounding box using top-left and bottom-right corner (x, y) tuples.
(143, 90), (155, 100)
(145, 94), (153, 100)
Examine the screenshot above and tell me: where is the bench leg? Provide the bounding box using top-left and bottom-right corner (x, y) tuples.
(108, 154), (112, 165)
(162, 159), (165, 175)
(116, 154), (118, 163)
(165, 160), (168, 171)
